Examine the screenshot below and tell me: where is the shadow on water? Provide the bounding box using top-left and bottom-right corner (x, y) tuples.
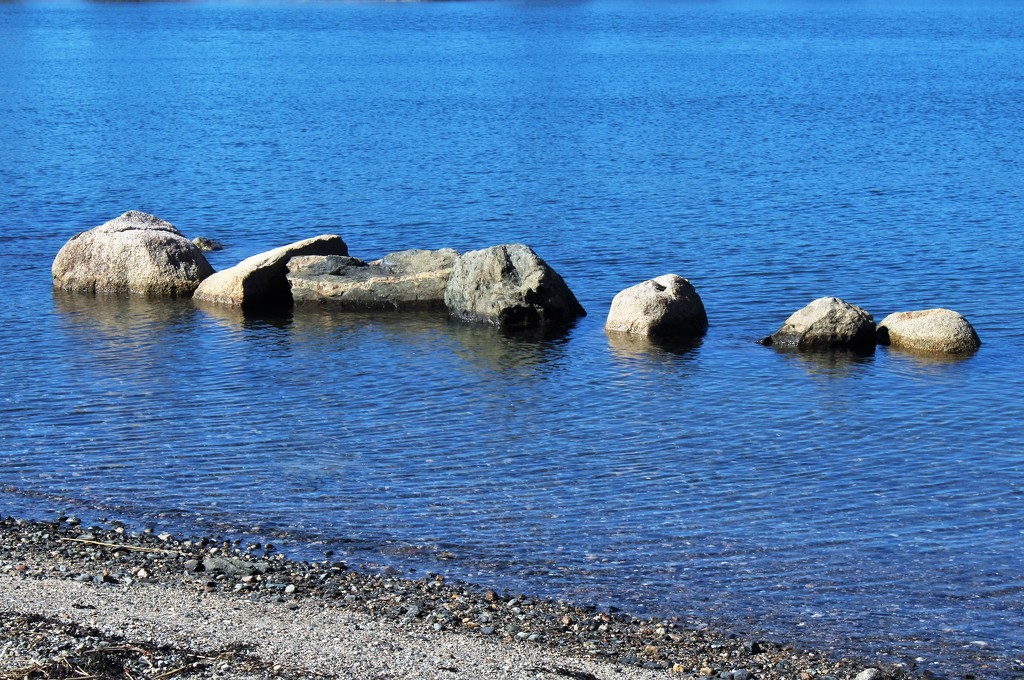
(196, 301), (576, 374)
(772, 347), (877, 378)
(52, 290), (198, 338)
(606, 332), (703, 363)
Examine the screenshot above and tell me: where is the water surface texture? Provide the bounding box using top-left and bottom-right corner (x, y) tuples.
(2, 1), (1023, 677)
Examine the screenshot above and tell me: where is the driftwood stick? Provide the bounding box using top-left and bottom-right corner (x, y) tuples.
(57, 537), (187, 556)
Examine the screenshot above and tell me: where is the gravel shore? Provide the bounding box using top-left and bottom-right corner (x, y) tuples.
(0, 516), (917, 680)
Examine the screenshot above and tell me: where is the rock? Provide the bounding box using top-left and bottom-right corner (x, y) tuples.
(193, 235), (347, 310)
(854, 670), (881, 680)
(201, 557), (268, 577)
(287, 248), (458, 311)
(444, 244), (585, 328)
(876, 308), (980, 354)
(759, 297), (876, 351)
(191, 236), (224, 252)
(605, 274), (707, 338)
(52, 211), (214, 298)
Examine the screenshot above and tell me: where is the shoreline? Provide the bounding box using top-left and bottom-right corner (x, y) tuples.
(1, 515), (916, 679)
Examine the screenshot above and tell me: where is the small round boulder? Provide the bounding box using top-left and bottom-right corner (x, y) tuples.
(605, 274), (708, 338)
(877, 308), (980, 354)
(760, 296), (876, 351)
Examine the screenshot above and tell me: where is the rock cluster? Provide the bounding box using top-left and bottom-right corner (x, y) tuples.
(758, 297), (982, 356)
(51, 212), (983, 351)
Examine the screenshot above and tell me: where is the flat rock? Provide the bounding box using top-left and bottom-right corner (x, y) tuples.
(877, 308), (980, 354)
(287, 248), (457, 311)
(193, 235), (347, 310)
(760, 296), (876, 351)
(605, 274), (707, 338)
(52, 211), (214, 298)
(444, 244), (585, 328)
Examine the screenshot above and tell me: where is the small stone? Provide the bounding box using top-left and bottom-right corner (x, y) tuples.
(854, 670), (882, 680)
(284, 584), (296, 594)
(480, 626), (495, 635)
(192, 236), (224, 252)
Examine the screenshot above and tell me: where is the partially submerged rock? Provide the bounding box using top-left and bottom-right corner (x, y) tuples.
(288, 248), (457, 311)
(191, 236), (224, 252)
(760, 296), (876, 351)
(877, 308), (981, 354)
(52, 211), (214, 298)
(193, 235), (347, 310)
(605, 274), (707, 338)
(444, 244), (585, 328)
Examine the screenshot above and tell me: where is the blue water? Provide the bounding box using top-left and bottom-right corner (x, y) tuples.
(2, 1), (1023, 677)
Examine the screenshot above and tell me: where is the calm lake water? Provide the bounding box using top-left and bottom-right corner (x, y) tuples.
(2, 1), (1023, 677)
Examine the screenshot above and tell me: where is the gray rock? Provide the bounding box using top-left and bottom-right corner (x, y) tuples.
(201, 557), (269, 577)
(605, 274), (707, 338)
(52, 211), (214, 298)
(854, 670), (882, 680)
(877, 308), (980, 354)
(444, 244), (585, 328)
(760, 296), (876, 351)
(287, 248), (457, 311)
(193, 235), (347, 310)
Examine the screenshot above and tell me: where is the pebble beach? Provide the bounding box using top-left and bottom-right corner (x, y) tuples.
(0, 516), (920, 680)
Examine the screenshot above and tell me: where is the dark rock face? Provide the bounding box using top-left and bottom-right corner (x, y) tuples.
(52, 211), (214, 298)
(287, 249), (458, 311)
(760, 296), (876, 351)
(443, 244), (586, 329)
(605, 274), (707, 339)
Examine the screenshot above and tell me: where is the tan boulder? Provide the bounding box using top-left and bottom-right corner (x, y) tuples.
(760, 296), (876, 351)
(52, 211), (213, 298)
(877, 308), (980, 354)
(605, 274), (707, 338)
(193, 235), (347, 310)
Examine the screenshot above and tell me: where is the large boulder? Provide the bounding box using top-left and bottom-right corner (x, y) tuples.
(193, 235), (347, 310)
(759, 296), (876, 351)
(52, 211), (214, 298)
(877, 308), (981, 354)
(287, 248), (458, 311)
(605, 274), (707, 338)
(444, 244), (586, 328)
